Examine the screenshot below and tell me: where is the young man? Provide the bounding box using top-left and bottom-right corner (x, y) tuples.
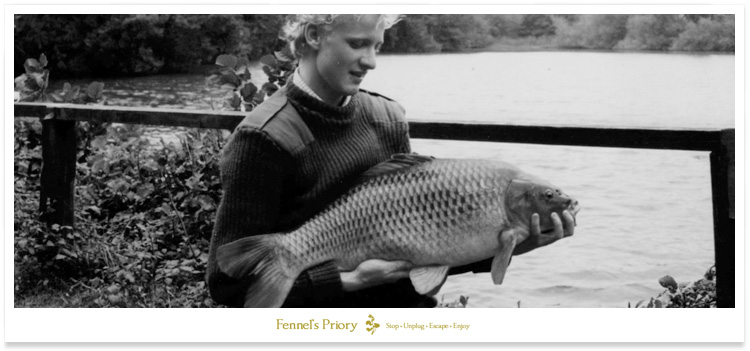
(206, 14), (575, 308)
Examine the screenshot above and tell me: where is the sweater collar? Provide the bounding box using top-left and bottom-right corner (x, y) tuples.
(285, 80), (357, 126)
(292, 70), (352, 107)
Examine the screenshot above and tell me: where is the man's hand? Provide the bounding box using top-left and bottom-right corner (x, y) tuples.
(340, 259), (413, 292)
(513, 211), (575, 256)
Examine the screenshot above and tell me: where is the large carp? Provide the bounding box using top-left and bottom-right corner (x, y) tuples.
(218, 154), (580, 308)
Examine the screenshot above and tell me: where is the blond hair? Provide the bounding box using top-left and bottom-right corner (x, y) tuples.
(280, 14), (403, 58)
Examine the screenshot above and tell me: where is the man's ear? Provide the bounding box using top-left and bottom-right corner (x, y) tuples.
(304, 23), (322, 51)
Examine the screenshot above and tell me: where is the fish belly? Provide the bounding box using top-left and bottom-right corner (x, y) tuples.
(282, 159), (510, 273)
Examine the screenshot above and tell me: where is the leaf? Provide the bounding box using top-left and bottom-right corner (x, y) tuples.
(658, 275), (678, 291)
(24, 58), (41, 74)
(261, 82), (278, 96)
(63, 82), (72, 93)
(252, 91), (265, 105)
(185, 172), (203, 189)
(48, 92), (64, 102)
(135, 184), (155, 198)
(87, 82), (105, 99)
(107, 285), (120, 294)
(262, 65), (279, 79)
(70, 86), (80, 100)
(32, 72), (47, 90)
(226, 93), (241, 109)
(260, 54), (279, 69)
(236, 57), (251, 69)
(205, 74), (222, 86)
(197, 195), (215, 210)
(39, 54), (48, 68)
(55, 254), (67, 260)
(373, 323), (380, 328)
(124, 272), (136, 283)
(14, 74), (28, 89)
(366, 321), (372, 326)
(240, 83), (258, 101)
(108, 294), (122, 305)
(85, 206), (101, 216)
(219, 69), (241, 87)
(237, 66), (252, 81)
(459, 295), (469, 307)
(215, 54), (237, 68)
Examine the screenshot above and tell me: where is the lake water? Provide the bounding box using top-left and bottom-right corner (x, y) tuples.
(362, 51), (734, 307)
(54, 51), (735, 308)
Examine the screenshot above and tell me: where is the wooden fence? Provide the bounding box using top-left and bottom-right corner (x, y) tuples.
(14, 102), (735, 308)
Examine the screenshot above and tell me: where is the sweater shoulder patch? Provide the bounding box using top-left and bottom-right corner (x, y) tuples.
(235, 90), (314, 155)
(357, 89), (406, 123)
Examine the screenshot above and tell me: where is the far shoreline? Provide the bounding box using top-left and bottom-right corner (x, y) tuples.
(46, 44), (735, 82)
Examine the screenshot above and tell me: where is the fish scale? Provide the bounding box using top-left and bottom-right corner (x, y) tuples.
(217, 154), (579, 307)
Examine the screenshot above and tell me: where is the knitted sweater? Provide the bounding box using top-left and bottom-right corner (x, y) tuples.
(206, 81), (437, 308)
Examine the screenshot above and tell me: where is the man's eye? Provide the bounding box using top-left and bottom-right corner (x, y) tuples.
(349, 40), (365, 49)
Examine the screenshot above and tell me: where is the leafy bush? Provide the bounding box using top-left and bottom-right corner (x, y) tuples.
(484, 14), (525, 38)
(204, 48), (295, 111)
(15, 122), (227, 307)
(14, 49), (289, 307)
(382, 15), (442, 53)
(518, 15), (556, 38)
(630, 266), (716, 308)
(14, 14), (288, 77)
(616, 15), (687, 51)
(553, 14), (629, 49)
(432, 15), (494, 52)
(671, 15), (734, 52)
(14, 52), (227, 307)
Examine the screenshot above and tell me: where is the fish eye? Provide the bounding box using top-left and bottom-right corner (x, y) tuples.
(544, 190), (554, 199)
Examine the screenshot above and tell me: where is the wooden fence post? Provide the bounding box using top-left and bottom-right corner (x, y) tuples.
(39, 109), (77, 227)
(710, 129), (734, 308)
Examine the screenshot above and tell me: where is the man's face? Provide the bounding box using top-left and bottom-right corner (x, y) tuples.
(308, 15), (385, 104)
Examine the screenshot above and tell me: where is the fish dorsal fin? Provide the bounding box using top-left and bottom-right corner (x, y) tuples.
(358, 154), (435, 182)
(409, 265), (450, 296)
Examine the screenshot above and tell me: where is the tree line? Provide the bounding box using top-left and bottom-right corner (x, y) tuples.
(14, 14), (734, 78)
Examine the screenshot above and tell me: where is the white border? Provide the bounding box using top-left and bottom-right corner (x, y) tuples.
(4, 2), (746, 347)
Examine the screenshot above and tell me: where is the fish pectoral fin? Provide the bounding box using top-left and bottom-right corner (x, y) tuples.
(491, 231), (518, 285)
(409, 265), (450, 296)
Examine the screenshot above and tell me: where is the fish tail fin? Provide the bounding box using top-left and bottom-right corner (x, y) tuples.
(217, 234), (296, 308)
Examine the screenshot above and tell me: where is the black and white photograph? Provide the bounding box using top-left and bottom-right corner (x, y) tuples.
(6, 3), (744, 345)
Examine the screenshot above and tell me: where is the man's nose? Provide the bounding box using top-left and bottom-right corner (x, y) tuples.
(359, 48), (377, 70)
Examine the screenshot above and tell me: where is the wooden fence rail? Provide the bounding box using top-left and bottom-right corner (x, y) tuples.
(14, 102), (735, 308)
